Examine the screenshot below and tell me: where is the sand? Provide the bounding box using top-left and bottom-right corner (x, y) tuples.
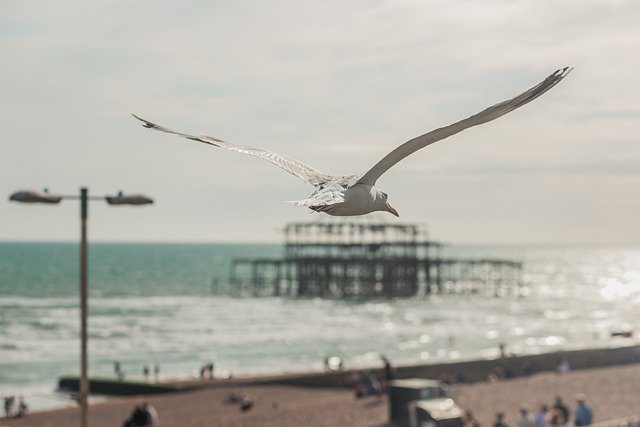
(2, 364), (640, 427)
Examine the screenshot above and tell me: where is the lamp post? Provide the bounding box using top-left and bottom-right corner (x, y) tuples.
(9, 187), (153, 427)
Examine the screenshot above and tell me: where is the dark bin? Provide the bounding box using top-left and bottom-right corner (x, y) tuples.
(389, 378), (441, 426)
(409, 398), (464, 427)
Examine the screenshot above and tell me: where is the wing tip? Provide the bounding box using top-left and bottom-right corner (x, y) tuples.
(131, 113), (156, 129)
(556, 66), (573, 78)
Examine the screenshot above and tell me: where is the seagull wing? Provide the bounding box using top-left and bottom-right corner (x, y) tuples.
(133, 114), (334, 187)
(357, 67), (572, 186)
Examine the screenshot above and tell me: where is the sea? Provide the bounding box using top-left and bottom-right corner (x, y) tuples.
(1, 242), (639, 412)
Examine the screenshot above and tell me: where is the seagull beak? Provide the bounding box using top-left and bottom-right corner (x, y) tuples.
(386, 203), (399, 217)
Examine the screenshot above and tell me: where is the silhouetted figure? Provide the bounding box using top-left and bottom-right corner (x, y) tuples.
(16, 396), (27, 418)
(381, 355), (394, 393)
(382, 355), (394, 381)
(553, 396), (570, 423)
(463, 410), (480, 427)
(493, 411), (509, 427)
(499, 343), (508, 358)
(153, 364), (160, 382)
(4, 395), (15, 417)
(143, 364), (150, 381)
(123, 402), (158, 427)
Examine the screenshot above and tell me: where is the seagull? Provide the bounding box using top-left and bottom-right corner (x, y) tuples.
(134, 67), (571, 217)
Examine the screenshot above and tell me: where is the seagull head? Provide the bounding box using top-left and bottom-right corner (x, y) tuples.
(375, 189), (399, 217)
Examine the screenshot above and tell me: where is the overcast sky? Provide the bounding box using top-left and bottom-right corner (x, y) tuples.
(2, 0), (639, 244)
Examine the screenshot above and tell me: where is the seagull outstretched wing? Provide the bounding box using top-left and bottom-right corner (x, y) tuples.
(133, 114), (334, 187)
(357, 67), (572, 186)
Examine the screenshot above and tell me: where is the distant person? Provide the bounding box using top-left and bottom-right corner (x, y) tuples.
(556, 357), (570, 375)
(553, 396), (569, 423)
(493, 411), (509, 427)
(114, 361), (122, 379)
(463, 410), (480, 427)
(381, 355), (394, 392)
(207, 361), (215, 380)
(153, 363), (160, 382)
(499, 343), (508, 358)
(4, 395), (15, 417)
(534, 404), (549, 427)
(16, 396), (27, 418)
(574, 394), (593, 426)
(548, 409), (566, 427)
(123, 402), (158, 427)
(143, 364), (150, 381)
(363, 372), (382, 397)
(518, 406), (534, 427)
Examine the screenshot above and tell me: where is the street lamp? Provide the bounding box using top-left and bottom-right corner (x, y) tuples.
(8, 187), (154, 427)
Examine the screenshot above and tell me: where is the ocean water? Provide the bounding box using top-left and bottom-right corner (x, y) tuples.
(1, 242), (639, 411)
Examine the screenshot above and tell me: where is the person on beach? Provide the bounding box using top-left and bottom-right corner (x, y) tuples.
(574, 393), (593, 426)
(493, 411), (509, 427)
(16, 396), (27, 418)
(381, 355), (394, 393)
(123, 402), (158, 427)
(556, 357), (570, 375)
(553, 396), (569, 423)
(463, 410), (480, 427)
(547, 409), (566, 427)
(518, 405), (534, 427)
(4, 395), (15, 417)
(153, 363), (160, 382)
(534, 404), (549, 427)
(143, 364), (150, 381)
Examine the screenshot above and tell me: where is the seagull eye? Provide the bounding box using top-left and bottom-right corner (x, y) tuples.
(382, 192), (388, 198)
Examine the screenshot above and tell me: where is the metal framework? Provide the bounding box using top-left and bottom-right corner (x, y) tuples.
(228, 218), (522, 299)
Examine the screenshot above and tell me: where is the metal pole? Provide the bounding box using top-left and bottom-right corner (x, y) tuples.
(79, 187), (89, 427)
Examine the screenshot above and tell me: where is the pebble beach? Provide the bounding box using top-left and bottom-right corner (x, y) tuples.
(2, 363), (639, 427)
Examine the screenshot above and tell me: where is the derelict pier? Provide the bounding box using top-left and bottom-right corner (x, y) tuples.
(228, 219), (522, 299)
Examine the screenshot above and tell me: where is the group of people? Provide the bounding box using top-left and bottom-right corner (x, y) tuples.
(3, 395), (28, 418)
(114, 361), (161, 382)
(485, 394), (594, 427)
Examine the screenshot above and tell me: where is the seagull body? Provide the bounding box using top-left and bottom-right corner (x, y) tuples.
(134, 67), (571, 217)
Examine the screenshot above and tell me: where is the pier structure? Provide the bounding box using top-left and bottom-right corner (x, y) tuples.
(228, 219), (522, 299)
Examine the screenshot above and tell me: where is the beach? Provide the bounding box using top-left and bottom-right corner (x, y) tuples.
(3, 362), (640, 427)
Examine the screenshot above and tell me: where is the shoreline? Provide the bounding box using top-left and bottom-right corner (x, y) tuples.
(3, 361), (640, 426)
(0, 345), (640, 427)
(51, 343), (640, 396)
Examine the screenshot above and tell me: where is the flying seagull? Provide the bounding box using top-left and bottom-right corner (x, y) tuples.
(134, 67), (571, 217)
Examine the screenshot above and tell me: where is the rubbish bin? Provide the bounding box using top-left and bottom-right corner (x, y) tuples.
(389, 378), (441, 426)
(408, 398), (464, 427)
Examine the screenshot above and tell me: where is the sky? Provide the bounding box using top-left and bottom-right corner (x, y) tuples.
(1, 0), (639, 244)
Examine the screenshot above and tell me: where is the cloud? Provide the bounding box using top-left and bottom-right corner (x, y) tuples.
(1, 0), (639, 243)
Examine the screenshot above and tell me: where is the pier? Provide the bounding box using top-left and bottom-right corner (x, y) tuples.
(228, 219), (522, 299)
